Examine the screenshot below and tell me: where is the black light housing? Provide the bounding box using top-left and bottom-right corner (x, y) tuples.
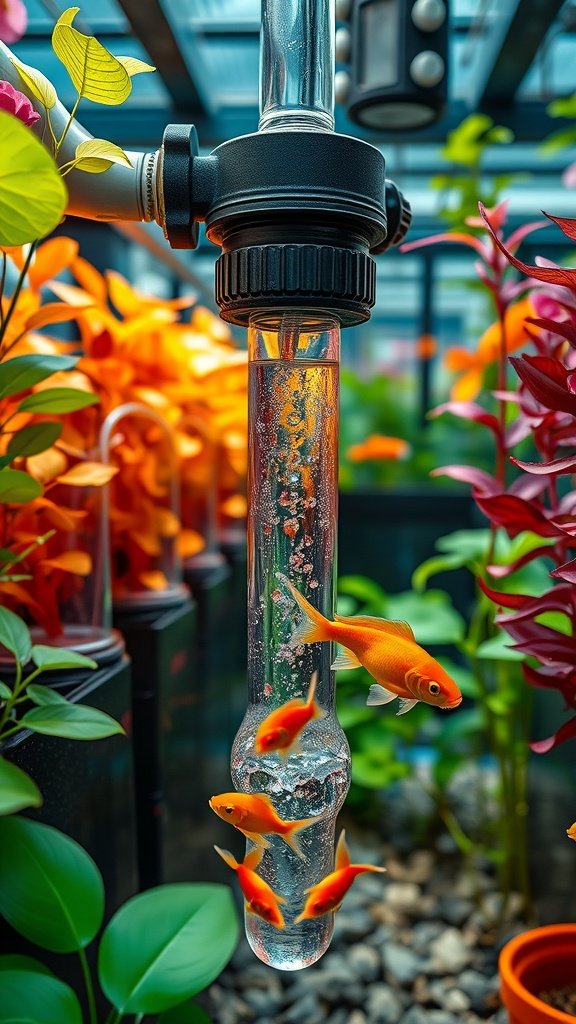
(343, 0), (449, 131)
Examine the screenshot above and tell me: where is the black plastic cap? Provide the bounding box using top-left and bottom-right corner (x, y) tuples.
(371, 181), (412, 255)
(215, 243), (376, 326)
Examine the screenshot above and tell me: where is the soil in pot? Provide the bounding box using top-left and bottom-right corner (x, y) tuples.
(541, 988), (576, 1017)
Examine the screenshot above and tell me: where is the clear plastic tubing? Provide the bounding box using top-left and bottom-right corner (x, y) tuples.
(259, 0), (335, 132)
(230, 312), (351, 969)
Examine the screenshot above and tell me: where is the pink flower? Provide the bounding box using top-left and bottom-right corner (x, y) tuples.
(0, 0), (27, 44)
(0, 80), (40, 127)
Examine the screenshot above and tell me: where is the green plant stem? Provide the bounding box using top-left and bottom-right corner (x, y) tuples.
(77, 948), (97, 1024)
(0, 252), (6, 329)
(0, 243), (37, 351)
(55, 94), (81, 160)
(105, 1010), (122, 1024)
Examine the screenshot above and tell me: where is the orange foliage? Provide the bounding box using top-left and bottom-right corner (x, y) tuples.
(0, 237), (248, 629)
(444, 297), (533, 401)
(346, 434), (411, 462)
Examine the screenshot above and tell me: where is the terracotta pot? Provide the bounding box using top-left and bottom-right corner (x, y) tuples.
(500, 924), (576, 1023)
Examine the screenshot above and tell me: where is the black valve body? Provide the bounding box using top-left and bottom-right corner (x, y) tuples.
(161, 126), (410, 326)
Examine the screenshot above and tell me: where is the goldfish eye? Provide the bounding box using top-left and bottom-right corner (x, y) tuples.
(429, 682), (440, 696)
(225, 805), (234, 814)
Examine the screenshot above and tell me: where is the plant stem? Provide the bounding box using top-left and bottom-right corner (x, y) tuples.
(78, 948), (97, 1024)
(0, 244), (37, 351)
(55, 94), (81, 160)
(0, 252), (6, 330)
(105, 1010), (122, 1024)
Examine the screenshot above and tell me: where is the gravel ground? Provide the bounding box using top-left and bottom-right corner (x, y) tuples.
(200, 832), (523, 1024)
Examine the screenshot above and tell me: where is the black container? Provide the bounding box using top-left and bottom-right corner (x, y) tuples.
(113, 588), (196, 890)
(0, 652), (136, 912)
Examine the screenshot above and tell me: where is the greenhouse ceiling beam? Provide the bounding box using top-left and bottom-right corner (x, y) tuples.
(115, 0), (208, 113)
(75, 99), (567, 149)
(470, 0), (565, 106)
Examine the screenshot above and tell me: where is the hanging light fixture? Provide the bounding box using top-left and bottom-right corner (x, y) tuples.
(337, 0), (449, 131)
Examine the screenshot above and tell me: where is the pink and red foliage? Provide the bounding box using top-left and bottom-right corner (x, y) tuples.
(415, 205), (576, 752)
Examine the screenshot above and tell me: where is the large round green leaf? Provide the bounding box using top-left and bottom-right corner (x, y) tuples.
(0, 607), (31, 663)
(0, 757), (42, 816)
(0, 111), (67, 247)
(0, 955), (53, 976)
(0, 469), (42, 504)
(52, 8), (131, 105)
(0, 817), (104, 952)
(0, 969), (82, 1024)
(98, 884), (239, 1014)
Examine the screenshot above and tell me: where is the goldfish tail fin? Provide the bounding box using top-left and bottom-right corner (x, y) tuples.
(355, 864), (387, 876)
(276, 573), (330, 645)
(243, 846), (264, 871)
(283, 815), (317, 859)
(306, 670), (318, 706)
(294, 910), (307, 924)
(335, 829), (350, 870)
(213, 845), (239, 871)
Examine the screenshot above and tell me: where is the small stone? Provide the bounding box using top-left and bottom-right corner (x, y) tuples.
(428, 927), (472, 974)
(411, 921), (444, 955)
(406, 849), (435, 883)
(242, 988), (283, 1016)
(326, 1010), (349, 1024)
(281, 992), (324, 1024)
(366, 983), (404, 1023)
(346, 1011), (367, 1024)
(437, 896), (473, 927)
(443, 988), (471, 1013)
(458, 969), (497, 1014)
(385, 882), (422, 914)
(400, 1011), (458, 1024)
(369, 923), (394, 946)
(383, 942), (424, 985)
(348, 943), (381, 982)
(333, 908), (374, 942)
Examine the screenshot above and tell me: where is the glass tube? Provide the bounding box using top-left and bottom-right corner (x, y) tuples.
(230, 311), (351, 970)
(259, 0), (335, 132)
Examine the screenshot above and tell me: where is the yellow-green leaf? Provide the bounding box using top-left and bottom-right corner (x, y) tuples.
(116, 56), (156, 77)
(0, 112), (67, 247)
(73, 139), (133, 174)
(10, 55), (58, 110)
(52, 8), (132, 106)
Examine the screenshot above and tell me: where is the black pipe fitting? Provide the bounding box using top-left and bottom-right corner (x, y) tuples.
(160, 125), (411, 326)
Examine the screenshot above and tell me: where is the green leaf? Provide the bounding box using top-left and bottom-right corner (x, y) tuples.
(0, 816), (104, 952)
(436, 529), (492, 560)
(0, 468), (42, 503)
(0, 682), (11, 699)
(0, 355), (77, 400)
(534, 611), (572, 636)
(20, 704), (125, 740)
(0, 955), (53, 976)
(73, 139), (133, 173)
(0, 970), (82, 1024)
(52, 8), (132, 105)
(26, 684), (70, 707)
(116, 55), (156, 76)
(351, 748), (410, 789)
(411, 553), (465, 592)
(0, 111), (67, 247)
(11, 56), (58, 109)
(548, 94), (576, 119)
(18, 388), (99, 413)
(98, 884), (239, 1014)
(7, 422), (63, 459)
(0, 606), (31, 663)
(436, 707), (485, 747)
(476, 633), (523, 661)
(0, 757), (42, 815)
(31, 644), (98, 672)
(158, 1004), (213, 1024)
(388, 589), (465, 645)
(337, 575), (388, 610)
(433, 751), (464, 790)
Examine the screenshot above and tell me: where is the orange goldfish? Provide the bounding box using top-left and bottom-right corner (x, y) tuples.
(278, 574), (462, 715)
(214, 845), (286, 928)
(208, 792), (317, 859)
(295, 829), (385, 922)
(567, 822), (576, 842)
(254, 671), (324, 757)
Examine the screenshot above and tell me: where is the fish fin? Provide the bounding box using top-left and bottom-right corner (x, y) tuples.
(294, 910), (308, 924)
(277, 573), (330, 645)
(287, 738), (303, 757)
(331, 646), (362, 671)
(283, 815), (317, 859)
(306, 670), (318, 706)
(366, 683), (398, 706)
(243, 847), (264, 871)
(335, 829), (350, 870)
(238, 829), (270, 849)
(396, 698), (418, 716)
(245, 901), (255, 915)
(275, 892), (287, 905)
(335, 613), (416, 641)
(357, 865), (386, 874)
(332, 902), (344, 913)
(213, 845), (238, 871)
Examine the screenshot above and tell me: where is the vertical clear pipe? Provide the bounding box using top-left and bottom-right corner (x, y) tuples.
(259, 0), (335, 132)
(230, 313), (351, 970)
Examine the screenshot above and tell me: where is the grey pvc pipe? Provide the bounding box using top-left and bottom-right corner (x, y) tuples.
(0, 40), (158, 223)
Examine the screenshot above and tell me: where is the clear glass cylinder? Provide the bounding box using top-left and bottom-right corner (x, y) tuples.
(259, 0), (335, 132)
(230, 311), (351, 970)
